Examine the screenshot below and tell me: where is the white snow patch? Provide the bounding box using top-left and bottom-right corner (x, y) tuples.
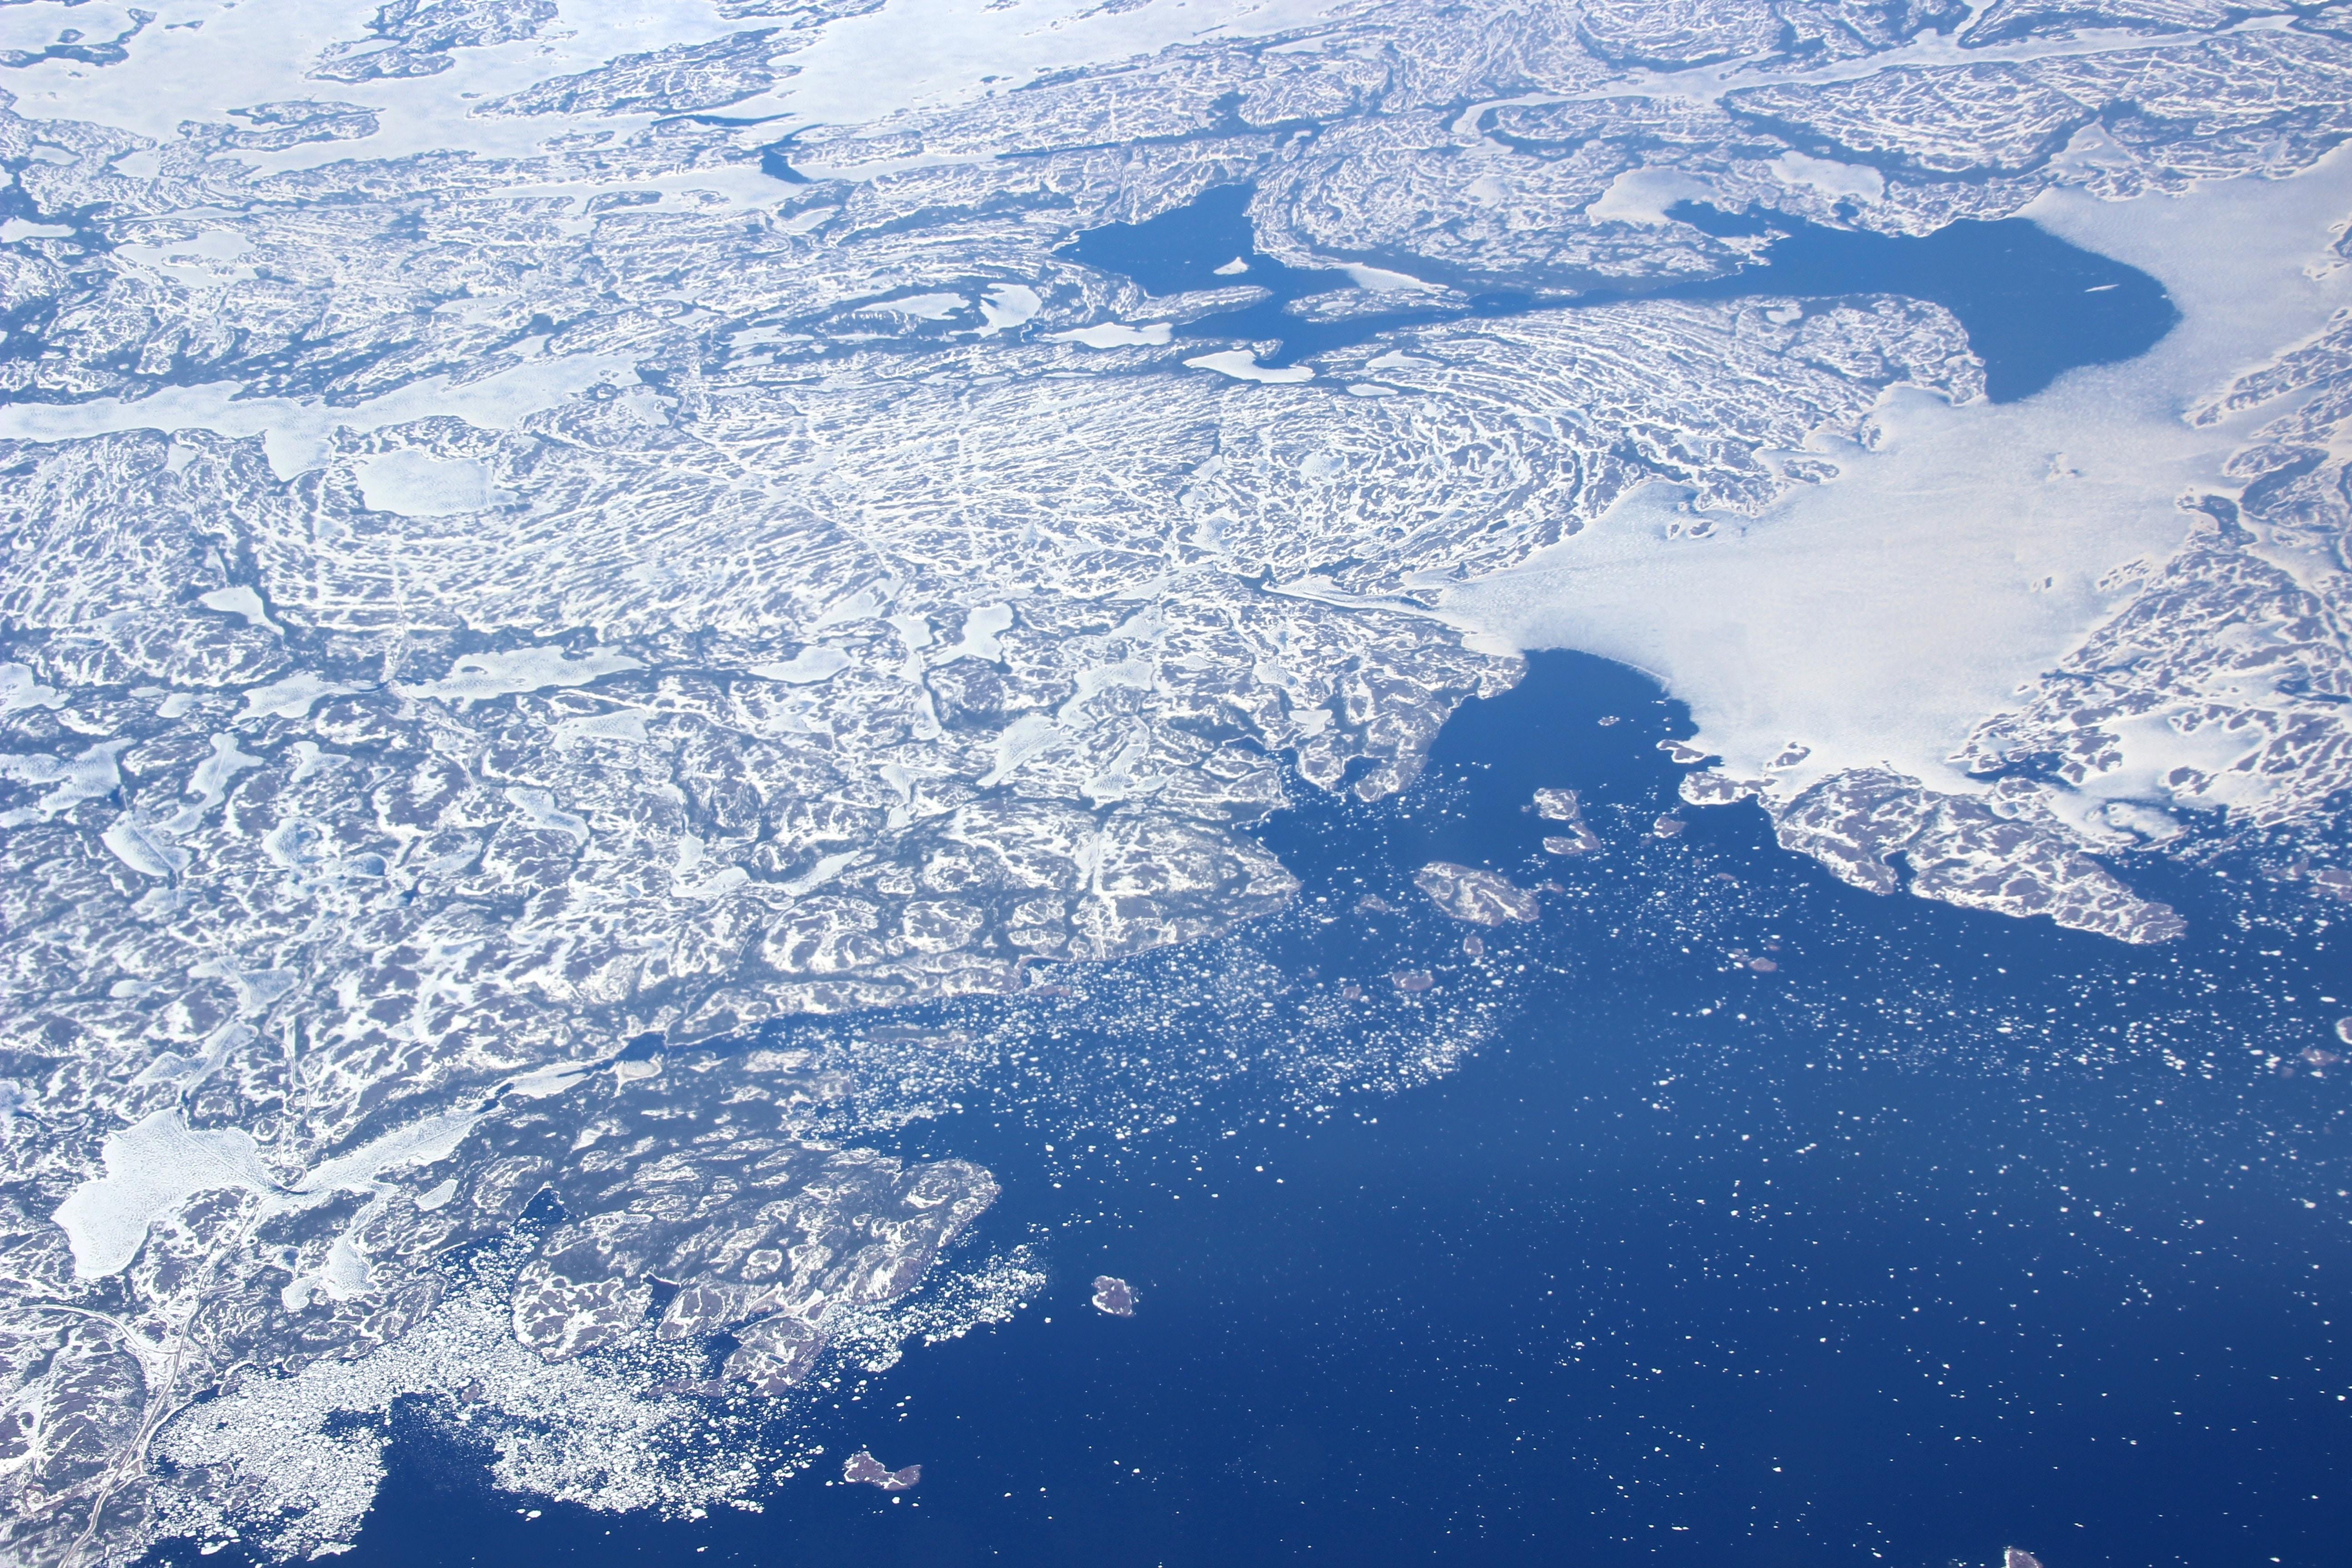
(239, 672), (363, 720)
(101, 816), (188, 879)
(1464, 173), (1508, 206)
(978, 712), (1064, 787)
(1585, 167), (1717, 226)
(975, 284), (1042, 336)
(357, 451), (516, 517)
(1049, 321), (1174, 348)
(752, 646), (855, 684)
(0, 355), (637, 480)
(0, 663), (63, 713)
(551, 710), (651, 746)
(1, 739), (128, 819)
(500, 1061), (603, 1101)
(167, 732), (264, 830)
(197, 584), (279, 631)
(1185, 349), (1314, 384)
(504, 786), (590, 842)
(406, 647), (643, 703)
(1450, 152), (2352, 803)
(937, 603), (1014, 662)
(760, 0), (1340, 151)
(1772, 152), (1885, 205)
(297, 1112), (481, 1199)
(1341, 263), (1441, 292)
(52, 1110), (279, 1279)
(862, 292), (968, 321)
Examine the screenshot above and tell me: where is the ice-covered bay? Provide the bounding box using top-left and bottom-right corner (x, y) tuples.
(1449, 148), (2352, 817)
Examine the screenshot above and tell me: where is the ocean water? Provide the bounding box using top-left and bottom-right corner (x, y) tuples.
(1058, 184), (2175, 401)
(208, 651), (2352, 1568)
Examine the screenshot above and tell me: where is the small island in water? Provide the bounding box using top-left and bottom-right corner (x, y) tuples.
(843, 1451), (921, 1492)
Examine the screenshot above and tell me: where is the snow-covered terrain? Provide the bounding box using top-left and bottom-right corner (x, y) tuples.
(5, 0), (2352, 1558)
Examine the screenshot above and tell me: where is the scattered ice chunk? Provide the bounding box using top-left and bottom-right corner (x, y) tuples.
(4, 13), (2343, 1559)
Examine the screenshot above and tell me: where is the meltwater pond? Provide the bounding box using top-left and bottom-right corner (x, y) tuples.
(242, 652), (2352, 1568)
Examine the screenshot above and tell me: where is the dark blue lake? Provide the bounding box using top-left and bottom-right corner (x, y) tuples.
(1061, 183), (2176, 401)
(193, 651), (2352, 1568)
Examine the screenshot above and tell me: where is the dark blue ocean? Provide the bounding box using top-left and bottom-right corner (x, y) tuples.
(192, 649), (2352, 1568)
